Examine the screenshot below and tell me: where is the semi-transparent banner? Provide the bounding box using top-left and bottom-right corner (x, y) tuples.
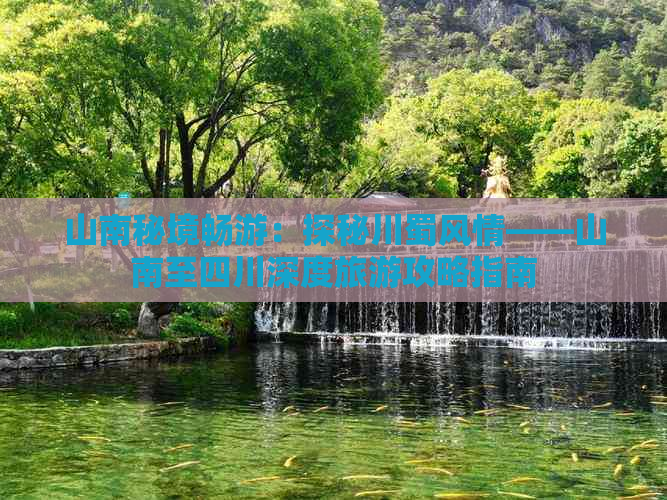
(0, 198), (665, 303)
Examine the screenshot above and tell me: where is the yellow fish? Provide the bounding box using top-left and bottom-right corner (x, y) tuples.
(614, 464), (624, 479)
(630, 456), (641, 466)
(372, 405), (388, 413)
(355, 491), (401, 497)
(503, 477), (544, 485)
(160, 461), (201, 473)
(497, 492), (537, 499)
(165, 444), (194, 453)
(629, 440), (658, 452)
(415, 467), (454, 476)
(506, 405), (531, 411)
(519, 421), (531, 428)
(342, 475), (391, 481)
(284, 455), (297, 468)
(455, 417), (473, 424)
(571, 453), (580, 463)
(240, 476), (281, 484)
(616, 412), (636, 417)
(405, 458), (436, 464)
(650, 401), (667, 406)
(282, 406), (296, 413)
(313, 406), (330, 413)
(592, 402), (613, 409)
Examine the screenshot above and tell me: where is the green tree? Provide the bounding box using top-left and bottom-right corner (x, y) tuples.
(342, 94), (456, 198)
(0, 0), (384, 198)
(634, 18), (667, 77)
(532, 98), (667, 197)
(0, 3), (136, 196)
(416, 69), (538, 197)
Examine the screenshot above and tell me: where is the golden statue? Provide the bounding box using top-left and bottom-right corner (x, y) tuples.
(483, 154), (512, 199)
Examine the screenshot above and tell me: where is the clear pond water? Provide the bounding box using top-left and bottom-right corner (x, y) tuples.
(0, 342), (666, 499)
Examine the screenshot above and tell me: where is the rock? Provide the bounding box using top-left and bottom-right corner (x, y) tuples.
(157, 314), (171, 332)
(138, 302), (177, 338)
(0, 337), (218, 372)
(470, 0), (530, 35)
(18, 356), (36, 370)
(0, 358), (17, 371)
(138, 303), (160, 338)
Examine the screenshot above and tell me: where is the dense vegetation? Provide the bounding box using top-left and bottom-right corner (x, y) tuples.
(1, 0), (666, 200)
(1, 1), (666, 344)
(0, 303), (137, 348)
(382, 0), (667, 103)
(0, 301), (254, 348)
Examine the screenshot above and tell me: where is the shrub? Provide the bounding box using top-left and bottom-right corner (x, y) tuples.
(180, 302), (219, 319)
(163, 314), (219, 340)
(110, 308), (133, 330)
(0, 310), (19, 337)
(223, 303), (256, 338)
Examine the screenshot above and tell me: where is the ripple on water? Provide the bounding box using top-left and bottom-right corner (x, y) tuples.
(0, 343), (665, 499)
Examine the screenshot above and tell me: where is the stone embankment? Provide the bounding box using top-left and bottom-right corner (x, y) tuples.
(0, 337), (217, 371)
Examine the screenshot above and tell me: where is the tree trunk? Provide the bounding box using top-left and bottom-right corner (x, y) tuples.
(176, 114), (195, 198)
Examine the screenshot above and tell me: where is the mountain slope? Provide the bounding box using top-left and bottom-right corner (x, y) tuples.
(381, 0), (667, 95)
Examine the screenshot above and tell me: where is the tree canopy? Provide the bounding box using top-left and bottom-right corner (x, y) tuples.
(0, 0), (384, 198)
(1, 1), (666, 201)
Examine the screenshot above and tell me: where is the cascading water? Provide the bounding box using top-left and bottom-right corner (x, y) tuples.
(256, 301), (665, 340)
(255, 203), (667, 346)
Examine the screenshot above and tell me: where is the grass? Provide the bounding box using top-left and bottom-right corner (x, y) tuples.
(0, 302), (255, 350)
(0, 303), (139, 350)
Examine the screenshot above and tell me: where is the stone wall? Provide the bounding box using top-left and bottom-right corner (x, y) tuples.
(0, 337), (218, 371)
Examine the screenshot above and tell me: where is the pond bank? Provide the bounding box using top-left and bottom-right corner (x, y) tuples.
(0, 336), (218, 371)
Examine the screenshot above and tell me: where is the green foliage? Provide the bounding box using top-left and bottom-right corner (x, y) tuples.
(171, 302), (255, 344)
(532, 98), (667, 197)
(532, 145), (586, 197)
(0, 303), (139, 349)
(0, 310), (19, 337)
(417, 69), (538, 197)
(259, 0), (384, 184)
(110, 308), (133, 330)
(223, 302), (256, 338)
(0, 0), (384, 198)
(612, 111), (667, 196)
(1, 1), (666, 202)
(162, 314), (219, 340)
(381, 0), (667, 105)
(342, 93), (455, 198)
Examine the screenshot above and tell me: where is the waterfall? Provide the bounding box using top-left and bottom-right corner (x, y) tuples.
(254, 203), (666, 342)
(256, 301), (665, 340)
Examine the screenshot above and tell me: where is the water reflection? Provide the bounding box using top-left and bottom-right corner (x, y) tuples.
(0, 343), (665, 499)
